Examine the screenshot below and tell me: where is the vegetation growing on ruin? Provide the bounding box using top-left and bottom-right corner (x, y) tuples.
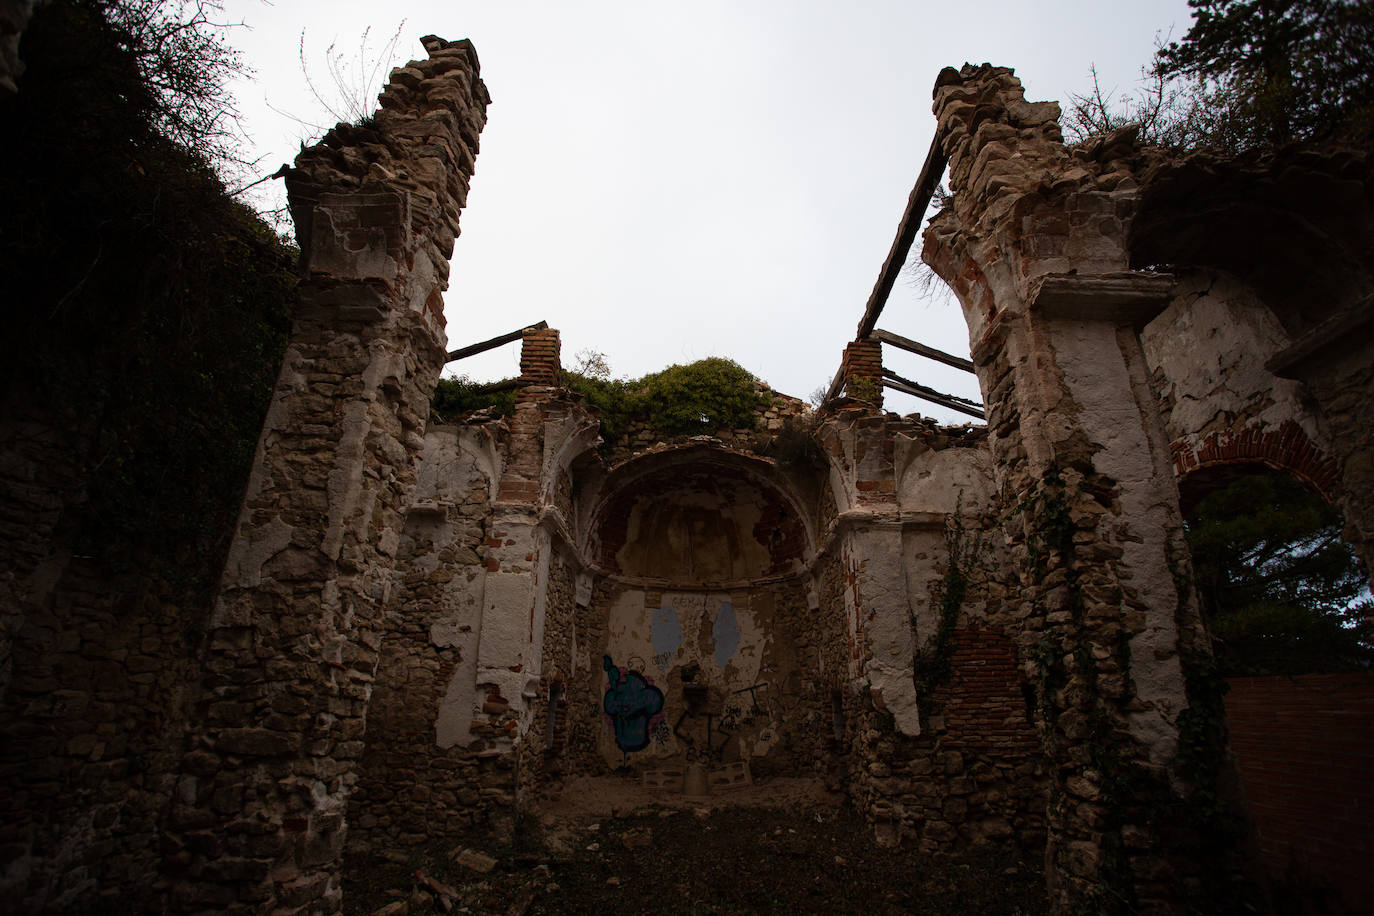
(1066, 0), (1374, 150)
(1185, 470), (1373, 675)
(637, 358), (766, 435)
(0, 0), (296, 598)
(431, 376), (519, 419)
(433, 357), (768, 449)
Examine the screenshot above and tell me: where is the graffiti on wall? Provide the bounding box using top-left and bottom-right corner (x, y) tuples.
(602, 655), (666, 753)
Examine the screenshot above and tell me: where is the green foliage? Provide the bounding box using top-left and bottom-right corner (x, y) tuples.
(637, 357), (766, 436)
(561, 371), (637, 448)
(1068, 1), (1374, 151)
(1155, 0), (1374, 146)
(431, 376), (518, 420)
(1186, 470), (1372, 675)
(844, 376), (881, 404)
(769, 414), (827, 473)
(1, 0), (296, 597)
(435, 357), (766, 454)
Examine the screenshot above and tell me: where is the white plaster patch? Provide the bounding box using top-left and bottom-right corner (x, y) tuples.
(1052, 318), (1187, 763)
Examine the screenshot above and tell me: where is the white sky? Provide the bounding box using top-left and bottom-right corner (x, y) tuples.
(221, 0), (1194, 423)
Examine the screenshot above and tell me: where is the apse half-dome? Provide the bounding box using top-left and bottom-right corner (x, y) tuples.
(588, 448), (808, 586)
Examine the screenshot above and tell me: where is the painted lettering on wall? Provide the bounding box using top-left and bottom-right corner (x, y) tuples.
(602, 655), (666, 753)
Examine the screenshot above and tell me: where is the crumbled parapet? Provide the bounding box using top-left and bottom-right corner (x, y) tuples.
(286, 36), (491, 335)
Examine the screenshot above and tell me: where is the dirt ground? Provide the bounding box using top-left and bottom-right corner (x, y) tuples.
(344, 777), (1047, 915)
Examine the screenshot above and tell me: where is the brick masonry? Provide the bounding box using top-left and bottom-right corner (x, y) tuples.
(841, 338), (884, 406)
(1224, 674), (1374, 909)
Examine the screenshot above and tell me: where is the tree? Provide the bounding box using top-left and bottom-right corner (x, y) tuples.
(1153, 0), (1374, 147)
(104, 0), (247, 168)
(1186, 471), (1373, 675)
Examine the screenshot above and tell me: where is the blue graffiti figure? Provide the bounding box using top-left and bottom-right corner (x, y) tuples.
(603, 655), (665, 753)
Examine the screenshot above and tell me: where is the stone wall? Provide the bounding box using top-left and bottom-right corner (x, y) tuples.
(347, 421), (507, 853)
(165, 37), (490, 913)
(923, 64), (1217, 912)
(848, 625), (1045, 852)
(0, 554), (202, 911)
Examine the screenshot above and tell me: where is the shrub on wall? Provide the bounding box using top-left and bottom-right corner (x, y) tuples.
(637, 357), (766, 436)
(435, 358), (768, 450)
(432, 376), (518, 419)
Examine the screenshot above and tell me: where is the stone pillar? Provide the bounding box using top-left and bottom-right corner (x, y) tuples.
(818, 408), (919, 736)
(841, 338), (884, 406)
(166, 37), (489, 913)
(922, 65), (1210, 913)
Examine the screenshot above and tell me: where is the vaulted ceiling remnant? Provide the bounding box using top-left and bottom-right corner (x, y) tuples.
(587, 446), (811, 585)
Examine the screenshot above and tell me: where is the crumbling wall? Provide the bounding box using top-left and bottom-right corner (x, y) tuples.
(819, 410), (1046, 854)
(1141, 269), (1340, 502)
(1130, 146), (1374, 578)
(922, 65), (1214, 912)
(165, 37), (489, 913)
(347, 421), (506, 853)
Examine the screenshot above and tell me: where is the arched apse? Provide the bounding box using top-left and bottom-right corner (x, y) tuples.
(560, 444), (842, 775)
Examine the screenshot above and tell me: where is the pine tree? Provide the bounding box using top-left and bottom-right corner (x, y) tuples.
(1154, 0), (1374, 146)
(1186, 471), (1373, 675)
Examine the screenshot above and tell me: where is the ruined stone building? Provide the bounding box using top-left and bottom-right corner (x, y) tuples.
(1, 26), (1372, 916)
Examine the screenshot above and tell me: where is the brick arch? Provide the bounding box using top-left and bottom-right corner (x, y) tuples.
(1172, 418), (1341, 511)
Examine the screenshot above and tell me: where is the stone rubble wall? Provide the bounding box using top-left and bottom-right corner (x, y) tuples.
(346, 422), (510, 854)
(165, 37), (489, 914)
(814, 407), (1046, 854)
(513, 546), (578, 802)
(0, 540), (204, 911)
(347, 370), (601, 858)
(923, 64), (1214, 913)
(848, 626), (1046, 853)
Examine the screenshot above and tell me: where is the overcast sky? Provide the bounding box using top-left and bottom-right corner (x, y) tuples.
(221, 0), (1194, 423)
